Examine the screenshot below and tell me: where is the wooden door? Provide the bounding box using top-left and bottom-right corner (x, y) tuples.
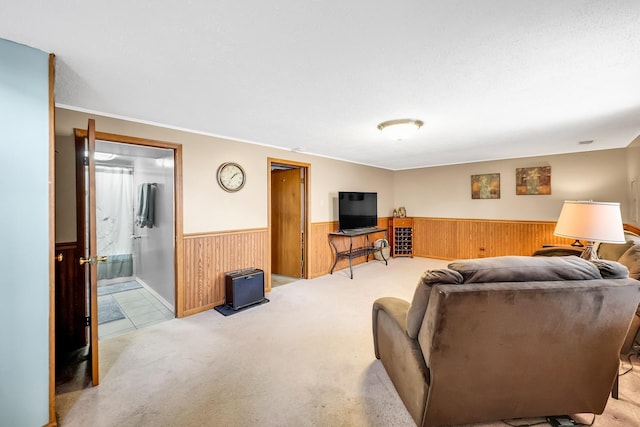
(271, 168), (302, 277)
(75, 118), (102, 385)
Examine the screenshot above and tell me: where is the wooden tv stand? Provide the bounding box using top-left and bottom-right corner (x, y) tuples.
(328, 227), (388, 279)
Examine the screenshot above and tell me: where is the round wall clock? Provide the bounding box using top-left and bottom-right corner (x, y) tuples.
(217, 162), (246, 192)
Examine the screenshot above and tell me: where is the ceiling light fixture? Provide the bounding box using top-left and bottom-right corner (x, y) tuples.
(94, 152), (116, 161)
(377, 118), (424, 141)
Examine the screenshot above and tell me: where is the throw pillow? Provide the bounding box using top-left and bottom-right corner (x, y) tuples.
(618, 244), (640, 279)
(597, 231), (640, 261)
(406, 269), (463, 339)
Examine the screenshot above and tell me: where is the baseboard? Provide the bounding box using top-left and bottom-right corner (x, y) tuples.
(136, 277), (175, 312)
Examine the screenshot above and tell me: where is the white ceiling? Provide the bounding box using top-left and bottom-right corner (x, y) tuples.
(3, 1), (640, 170)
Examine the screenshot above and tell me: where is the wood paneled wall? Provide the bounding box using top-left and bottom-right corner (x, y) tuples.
(180, 219), (640, 314)
(183, 228), (269, 316)
(413, 217), (574, 260)
(307, 218), (388, 279)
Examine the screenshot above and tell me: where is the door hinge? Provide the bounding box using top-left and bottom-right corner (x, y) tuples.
(85, 316), (91, 326)
(83, 156), (89, 166)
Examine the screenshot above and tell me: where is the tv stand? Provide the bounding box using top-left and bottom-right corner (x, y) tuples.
(329, 227), (388, 279)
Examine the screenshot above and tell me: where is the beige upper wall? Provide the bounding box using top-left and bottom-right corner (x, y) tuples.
(56, 108), (637, 242)
(54, 108), (394, 240)
(394, 149), (631, 223)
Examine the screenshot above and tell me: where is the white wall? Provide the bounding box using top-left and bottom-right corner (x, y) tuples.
(0, 38), (50, 427)
(394, 149), (629, 222)
(133, 154), (175, 307)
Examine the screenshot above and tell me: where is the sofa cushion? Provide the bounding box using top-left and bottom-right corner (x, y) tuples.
(618, 244), (640, 280)
(448, 255), (601, 283)
(597, 231), (640, 261)
(406, 269), (463, 339)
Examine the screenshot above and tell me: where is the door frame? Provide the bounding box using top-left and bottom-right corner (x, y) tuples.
(267, 158), (310, 280)
(73, 129), (185, 319)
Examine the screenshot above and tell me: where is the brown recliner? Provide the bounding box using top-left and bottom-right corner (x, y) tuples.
(533, 234), (640, 398)
(372, 256), (640, 427)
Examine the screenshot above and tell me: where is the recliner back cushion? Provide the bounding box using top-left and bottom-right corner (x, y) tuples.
(448, 255), (601, 283)
(406, 269), (463, 338)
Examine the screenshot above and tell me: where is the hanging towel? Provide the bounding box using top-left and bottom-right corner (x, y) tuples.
(136, 183), (156, 228)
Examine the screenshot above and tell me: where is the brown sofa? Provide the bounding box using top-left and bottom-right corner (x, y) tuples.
(372, 256), (640, 427)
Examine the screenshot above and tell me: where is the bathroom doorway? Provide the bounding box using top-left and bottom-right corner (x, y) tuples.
(94, 140), (176, 339)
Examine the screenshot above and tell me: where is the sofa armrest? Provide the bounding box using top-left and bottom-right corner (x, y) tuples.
(372, 297), (430, 425)
(372, 297), (409, 359)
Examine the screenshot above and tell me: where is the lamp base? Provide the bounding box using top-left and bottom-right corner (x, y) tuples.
(579, 242), (599, 261)
(570, 239), (584, 247)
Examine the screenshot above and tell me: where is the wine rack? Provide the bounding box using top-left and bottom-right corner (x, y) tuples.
(389, 217), (414, 258)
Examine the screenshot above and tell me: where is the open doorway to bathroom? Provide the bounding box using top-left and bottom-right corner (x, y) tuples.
(94, 140), (175, 339)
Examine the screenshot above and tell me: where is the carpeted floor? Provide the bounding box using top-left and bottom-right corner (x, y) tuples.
(56, 258), (640, 427)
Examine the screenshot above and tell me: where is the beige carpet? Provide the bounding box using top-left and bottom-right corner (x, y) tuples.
(56, 257), (640, 427)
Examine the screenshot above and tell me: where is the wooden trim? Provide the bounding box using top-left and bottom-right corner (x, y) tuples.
(87, 119), (99, 385)
(47, 53), (58, 427)
(624, 223), (640, 235)
(184, 227), (269, 239)
(74, 129), (180, 150)
(174, 145), (185, 318)
(267, 158), (311, 282)
(73, 128), (185, 318)
(267, 157), (312, 168)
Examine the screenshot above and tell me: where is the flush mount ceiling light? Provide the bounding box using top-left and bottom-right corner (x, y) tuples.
(377, 118), (424, 141)
(94, 152), (116, 161)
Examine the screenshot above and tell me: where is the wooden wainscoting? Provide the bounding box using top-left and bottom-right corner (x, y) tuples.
(413, 217), (575, 260)
(183, 228), (270, 316)
(308, 218), (389, 279)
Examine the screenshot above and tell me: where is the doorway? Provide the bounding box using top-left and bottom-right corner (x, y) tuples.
(55, 125), (183, 391)
(268, 158), (310, 287)
(94, 140), (175, 339)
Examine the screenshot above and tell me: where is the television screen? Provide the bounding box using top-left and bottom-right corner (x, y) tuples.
(338, 192), (377, 231)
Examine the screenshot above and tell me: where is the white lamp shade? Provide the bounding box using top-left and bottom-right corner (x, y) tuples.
(377, 119), (423, 141)
(554, 200), (625, 243)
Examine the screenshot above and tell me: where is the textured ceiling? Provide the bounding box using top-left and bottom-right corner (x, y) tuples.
(2, 1), (640, 170)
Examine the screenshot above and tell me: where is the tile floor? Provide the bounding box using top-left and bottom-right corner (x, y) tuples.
(98, 287), (174, 340)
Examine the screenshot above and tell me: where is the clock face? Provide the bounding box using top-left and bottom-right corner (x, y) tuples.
(217, 162), (246, 192)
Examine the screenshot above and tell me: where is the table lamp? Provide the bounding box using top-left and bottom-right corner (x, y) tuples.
(553, 200), (625, 261)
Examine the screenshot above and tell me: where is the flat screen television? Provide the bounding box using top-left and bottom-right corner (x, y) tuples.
(338, 192), (377, 231)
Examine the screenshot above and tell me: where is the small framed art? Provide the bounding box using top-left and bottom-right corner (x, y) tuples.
(471, 173), (500, 199)
(516, 166), (551, 195)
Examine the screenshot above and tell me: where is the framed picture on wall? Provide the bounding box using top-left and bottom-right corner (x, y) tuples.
(471, 173), (500, 199)
(516, 166), (551, 195)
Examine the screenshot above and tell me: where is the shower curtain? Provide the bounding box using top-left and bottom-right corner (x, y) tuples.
(96, 165), (134, 280)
